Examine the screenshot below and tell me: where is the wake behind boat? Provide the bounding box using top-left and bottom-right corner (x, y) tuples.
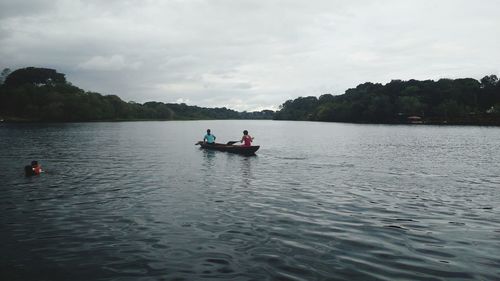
(195, 141), (259, 155)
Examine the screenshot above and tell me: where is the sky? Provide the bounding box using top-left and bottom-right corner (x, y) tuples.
(1, 0), (499, 111)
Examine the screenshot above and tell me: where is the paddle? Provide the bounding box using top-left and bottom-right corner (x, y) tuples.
(226, 141), (240, 145)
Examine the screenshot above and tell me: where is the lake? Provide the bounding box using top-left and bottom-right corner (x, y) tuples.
(1, 120), (499, 281)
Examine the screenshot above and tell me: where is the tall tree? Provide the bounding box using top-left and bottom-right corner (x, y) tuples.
(4, 67), (66, 87)
(0, 68), (11, 84)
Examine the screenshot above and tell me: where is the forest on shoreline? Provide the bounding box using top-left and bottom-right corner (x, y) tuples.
(1, 67), (499, 125)
(0, 67), (274, 122)
(275, 75), (500, 125)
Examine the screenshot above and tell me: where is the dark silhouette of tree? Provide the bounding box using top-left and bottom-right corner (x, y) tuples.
(275, 76), (500, 125)
(274, 96), (319, 120)
(4, 67), (66, 87)
(0, 67), (275, 122)
(0, 68), (11, 84)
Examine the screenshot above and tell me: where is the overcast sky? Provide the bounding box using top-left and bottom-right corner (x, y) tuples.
(1, 0), (499, 111)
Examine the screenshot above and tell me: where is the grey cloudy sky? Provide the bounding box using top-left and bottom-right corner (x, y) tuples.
(1, 0), (499, 111)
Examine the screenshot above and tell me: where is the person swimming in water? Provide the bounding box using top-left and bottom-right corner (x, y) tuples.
(25, 160), (42, 176)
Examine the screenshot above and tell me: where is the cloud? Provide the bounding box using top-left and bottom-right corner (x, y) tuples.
(78, 55), (141, 71)
(0, 0), (55, 19)
(1, 0), (499, 111)
(175, 98), (190, 104)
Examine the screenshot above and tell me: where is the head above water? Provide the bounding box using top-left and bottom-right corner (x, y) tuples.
(31, 160), (38, 166)
(25, 165), (34, 176)
(243, 130), (248, 135)
(206, 129), (211, 134)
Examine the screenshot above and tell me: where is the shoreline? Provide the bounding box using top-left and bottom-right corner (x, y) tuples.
(2, 117), (499, 126)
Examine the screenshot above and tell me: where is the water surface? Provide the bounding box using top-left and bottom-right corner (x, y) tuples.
(1, 121), (499, 280)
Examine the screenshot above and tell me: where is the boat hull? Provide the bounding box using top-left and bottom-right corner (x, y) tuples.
(197, 142), (259, 155)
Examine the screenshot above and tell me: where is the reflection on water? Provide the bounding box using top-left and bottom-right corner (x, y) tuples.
(239, 156), (253, 187)
(201, 149), (216, 169)
(1, 121), (499, 281)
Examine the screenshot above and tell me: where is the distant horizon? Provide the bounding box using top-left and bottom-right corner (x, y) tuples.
(75, 72), (498, 112)
(1, 0), (499, 111)
(2, 65), (499, 113)
(4, 65), (498, 112)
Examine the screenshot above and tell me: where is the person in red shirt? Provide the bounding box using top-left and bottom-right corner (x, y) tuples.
(32, 161), (42, 175)
(25, 160), (43, 176)
(240, 130), (254, 146)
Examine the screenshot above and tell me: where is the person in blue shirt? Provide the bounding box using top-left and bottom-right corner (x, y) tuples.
(203, 129), (216, 144)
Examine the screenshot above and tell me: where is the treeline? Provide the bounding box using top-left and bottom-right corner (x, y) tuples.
(0, 67), (274, 122)
(3, 67), (500, 125)
(274, 76), (500, 125)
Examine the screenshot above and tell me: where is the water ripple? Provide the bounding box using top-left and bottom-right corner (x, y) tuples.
(1, 121), (500, 280)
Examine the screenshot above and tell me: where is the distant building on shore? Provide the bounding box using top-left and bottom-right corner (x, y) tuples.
(407, 116), (423, 124)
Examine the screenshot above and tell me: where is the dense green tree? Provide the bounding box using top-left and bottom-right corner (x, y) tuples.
(275, 75), (500, 125)
(480, 75), (498, 88)
(0, 68), (11, 84)
(0, 67), (274, 121)
(4, 67), (66, 87)
(274, 96), (319, 120)
(478, 75), (500, 109)
(397, 96), (424, 115)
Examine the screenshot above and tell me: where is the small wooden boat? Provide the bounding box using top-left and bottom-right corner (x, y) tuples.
(196, 141), (259, 155)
